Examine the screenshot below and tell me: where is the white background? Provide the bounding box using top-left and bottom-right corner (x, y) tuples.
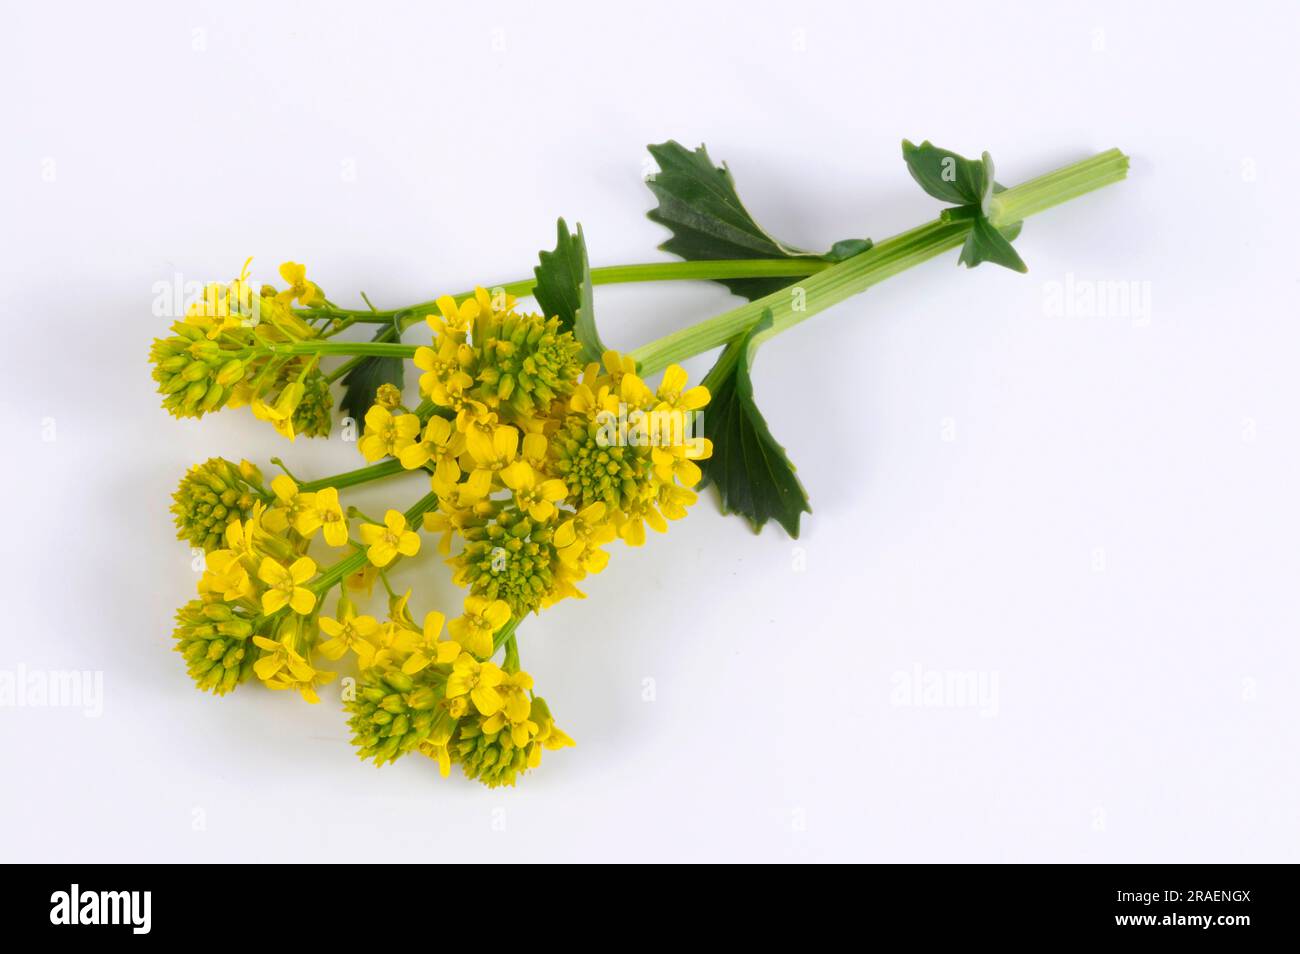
(1, 0), (1297, 863)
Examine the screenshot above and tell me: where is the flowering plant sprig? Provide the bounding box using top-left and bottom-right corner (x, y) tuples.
(155, 139), (1128, 787)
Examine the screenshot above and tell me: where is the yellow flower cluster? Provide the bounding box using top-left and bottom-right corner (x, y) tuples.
(164, 275), (710, 789)
(359, 287), (714, 620)
(149, 261), (333, 440)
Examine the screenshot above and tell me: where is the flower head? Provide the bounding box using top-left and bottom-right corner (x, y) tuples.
(358, 406), (421, 462)
(358, 510), (421, 567)
(276, 262), (323, 307)
(257, 556), (317, 615)
(446, 595), (511, 658)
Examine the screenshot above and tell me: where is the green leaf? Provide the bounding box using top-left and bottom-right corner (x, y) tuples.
(698, 314), (811, 537)
(958, 213), (1028, 273)
(338, 320), (404, 425)
(904, 140), (1027, 272)
(645, 140), (871, 301)
(533, 218), (605, 361)
(901, 139), (993, 207)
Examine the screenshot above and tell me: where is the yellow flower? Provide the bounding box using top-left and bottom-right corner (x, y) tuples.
(446, 654), (506, 715)
(615, 487), (668, 546)
(221, 506), (261, 558)
(265, 660), (336, 703)
(655, 364), (711, 412)
(657, 483), (698, 521)
(199, 549), (254, 602)
(421, 495), (486, 556)
(358, 509), (421, 567)
(650, 431), (713, 487)
(262, 474), (315, 534)
(446, 595), (511, 658)
(184, 281), (244, 340)
(413, 334), (473, 399)
(397, 415), (464, 488)
(345, 561), (380, 597)
(501, 460), (568, 522)
(317, 599), (381, 661)
(257, 556), (317, 614)
(296, 486), (348, 546)
(428, 370), (488, 432)
(462, 423), (520, 500)
(419, 734), (455, 778)
(277, 262), (322, 307)
(426, 293), (479, 338)
(401, 610), (461, 674)
(358, 405), (421, 462)
(251, 634), (315, 683)
(482, 673), (539, 748)
(553, 502), (617, 572)
(250, 395), (297, 442)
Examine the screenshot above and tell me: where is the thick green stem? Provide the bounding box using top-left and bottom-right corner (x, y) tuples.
(630, 148), (1129, 375)
(985, 148), (1129, 225)
(282, 149), (1128, 378)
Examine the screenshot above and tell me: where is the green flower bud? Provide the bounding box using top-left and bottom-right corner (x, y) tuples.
(173, 600), (256, 695)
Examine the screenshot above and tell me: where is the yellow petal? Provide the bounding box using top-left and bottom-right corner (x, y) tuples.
(261, 588), (289, 614)
(290, 587), (316, 615)
(289, 556), (317, 584)
(270, 474), (298, 502)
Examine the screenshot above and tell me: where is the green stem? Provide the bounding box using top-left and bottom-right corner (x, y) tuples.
(502, 633), (521, 673)
(282, 150), (1128, 376)
(493, 617), (522, 658)
(299, 260), (828, 326)
(297, 458), (408, 493)
(272, 341), (418, 358)
(323, 353), (365, 383)
(630, 148), (1129, 375)
(985, 148), (1129, 225)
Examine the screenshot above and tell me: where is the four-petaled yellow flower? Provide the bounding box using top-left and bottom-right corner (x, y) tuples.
(277, 262), (322, 307)
(654, 364), (711, 412)
(426, 293), (479, 337)
(358, 509), (421, 567)
(501, 460), (568, 522)
(554, 502), (617, 572)
(401, 610), (461, 675)
(263, 474), (315, 534)
(257, 556), (318, 614)
(483, 671), (540, 747)
(296, 486), (349, 546)
(398, 415), (464, 489)
(251, 634), (314, 683)
(446, 654), (506, 715)
(462, 424), (519, 501)
(317, 600), (382, 661)
(447, 595), (511, 658)
(358, 405), (421, 462)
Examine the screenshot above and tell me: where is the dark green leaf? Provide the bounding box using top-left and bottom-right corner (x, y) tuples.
(645, 140), (871, 301)
(338, 320), (404, 424)
(901, 139), (993, 207)
(905, 141), (1027, 272)
(698, 314), (811, 537)
(958, 213), (1028, 273)
(533, 218), (604, 361)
